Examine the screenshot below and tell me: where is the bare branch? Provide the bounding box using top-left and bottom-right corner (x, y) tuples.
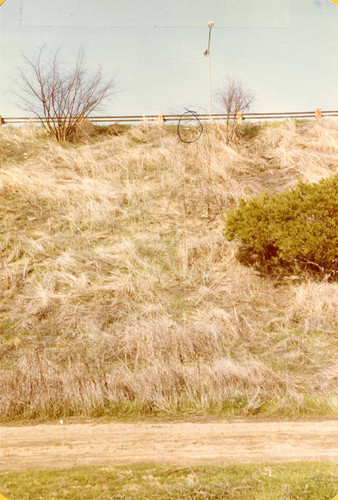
(217, 78), (255, 143)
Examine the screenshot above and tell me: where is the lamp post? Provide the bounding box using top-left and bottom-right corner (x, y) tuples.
(204, 21), (215, 119)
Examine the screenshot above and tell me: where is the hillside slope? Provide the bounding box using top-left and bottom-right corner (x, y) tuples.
(0, 120), (337, 420)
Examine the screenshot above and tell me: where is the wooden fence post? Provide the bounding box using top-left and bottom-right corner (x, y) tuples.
(315, 108), (322, 120)
(0, 116), (3, 127)
(157, 113), (164, 126)
(236, 111), (243, 125)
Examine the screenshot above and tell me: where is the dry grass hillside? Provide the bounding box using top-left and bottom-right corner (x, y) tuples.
(0, 119), (337, 420)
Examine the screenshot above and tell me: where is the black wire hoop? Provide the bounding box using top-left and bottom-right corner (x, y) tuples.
(177, 108), (203, 144)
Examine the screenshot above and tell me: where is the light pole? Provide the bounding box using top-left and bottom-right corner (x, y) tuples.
(204, 21), (215, 119)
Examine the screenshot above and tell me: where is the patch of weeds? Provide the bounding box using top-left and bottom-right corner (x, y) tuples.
(95, 124), (131, 137)
(129, 136), (147, 146)
(0, 463), (337, 499)
(0, 321), (17, 341)
(253, 164), (267, 172)
(263, 395), (337, 418)
(239, 123), (262, 140)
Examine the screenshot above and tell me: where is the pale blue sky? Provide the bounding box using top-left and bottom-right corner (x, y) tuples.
(0, 0), (337, 117)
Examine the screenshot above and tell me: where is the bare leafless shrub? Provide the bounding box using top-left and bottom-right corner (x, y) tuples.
(17, 47), (116, 142)
(218, 78), (255, 143)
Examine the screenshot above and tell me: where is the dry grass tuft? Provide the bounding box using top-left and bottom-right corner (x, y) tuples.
(287, 282), (338, 333)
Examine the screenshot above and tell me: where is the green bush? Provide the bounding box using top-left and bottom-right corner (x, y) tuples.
(224, 174), (338, 279)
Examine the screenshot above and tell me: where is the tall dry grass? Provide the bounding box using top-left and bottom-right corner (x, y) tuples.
(0, 120), (337, 419)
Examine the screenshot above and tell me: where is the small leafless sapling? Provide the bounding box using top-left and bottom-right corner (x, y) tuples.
(217, 78), (255, 143)
(17, 47), (116, 141)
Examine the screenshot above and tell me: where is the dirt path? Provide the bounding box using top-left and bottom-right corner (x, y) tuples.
(0, 420), (337, 471)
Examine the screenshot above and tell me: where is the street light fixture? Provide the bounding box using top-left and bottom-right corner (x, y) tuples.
(204, 21), (215, 118)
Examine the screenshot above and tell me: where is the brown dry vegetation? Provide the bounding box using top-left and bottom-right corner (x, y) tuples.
(0, 119), (337, 420)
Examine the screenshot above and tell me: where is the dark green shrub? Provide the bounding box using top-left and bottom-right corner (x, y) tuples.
(224, 174), (338, 279)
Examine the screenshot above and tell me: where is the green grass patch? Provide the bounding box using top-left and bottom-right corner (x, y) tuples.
(0, 463), (337, 499)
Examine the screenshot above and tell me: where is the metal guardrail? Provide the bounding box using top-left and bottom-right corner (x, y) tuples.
(1, 110), (338, 125)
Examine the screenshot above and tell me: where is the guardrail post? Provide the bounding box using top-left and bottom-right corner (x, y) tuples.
(315, 108), (322, 120)
(157, 113), (164, 126)
(236, 111), (243, 125)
